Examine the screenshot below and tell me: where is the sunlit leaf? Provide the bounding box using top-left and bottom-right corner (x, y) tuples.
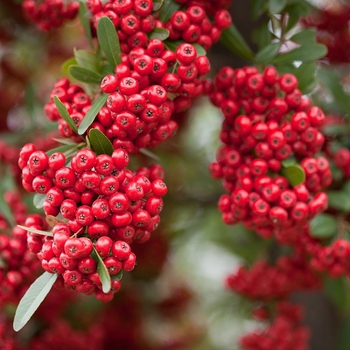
(92, 247), (111, 293)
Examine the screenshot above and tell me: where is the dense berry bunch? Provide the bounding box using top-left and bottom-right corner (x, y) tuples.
(0, 192), (41, 306)
(240, 301), (310, 350)
(174, 0), (233, 14)
(209, 66), (330, 238)
(21, 0), (79, 31)
(166, 5), (232, 51)
(226, 254), (320, 301)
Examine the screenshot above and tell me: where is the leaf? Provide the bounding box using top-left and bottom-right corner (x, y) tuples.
(69, 65), (103, 85)
(139, 148), (161, 161)
(33, 193), (46, 209)
(78, 93), (108, 135)
(281, 157), (297, 167)
(153, 0), (164, 11)
(61, 57), (77, 76)
(13, 272), (58, 331)
(290, 28), (317, 45)
(92, 247), (111, 293)
(293, 62), (317, 94)
(88, 128), (114, 156)
(281, 164), (305, 186)
(324, 276), (347, 312)
(255, 42), (280, 64)
(79, 1), (94, 50)
(0, 191), (15, 227)
(46, 144), (79, 157)
(309, 213), (338, 239)
(17, 225), (53, 237)
(193, 43), (207, 57)
(46, 215), (65, 228)
(251, 0), (267, 20)
(252, 23), (273, 50)
(53, 96), (78, 134)
(220, 24), (255, 62)
(317, 68), (350, 117)
(148, 27), (170, 41)
(343, 181), (350, 196)
(159, 0), (181, 23)
(74, 49), (100, 72)
(97, 16), (122, 69)
(268, 0), (287, 13)
(111, 270), (123, 281)
(272, 43), (327, 64)
(327, 191), (350, 212)
(52, 137), (79, 145)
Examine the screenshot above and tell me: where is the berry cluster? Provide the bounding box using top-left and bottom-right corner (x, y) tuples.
(0, 192), (41, 306)
(166, 6), (232, 51)
(21, 0), (79, 31)
(240, 301), (310, 350)
(226, 254), (320, 301)
(209, 66), (330, 238)
(333, 148), (350, 178)
(174, 0), (233, 14)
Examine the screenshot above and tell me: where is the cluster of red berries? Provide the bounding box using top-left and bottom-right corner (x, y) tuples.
(166, 6), (232, 51)
(240, 301), (310, 350)
(302, 3), (350, 63)
(225, 254), (320, 301)
(209, 66), (330, 238)
(0, 192), (41, 306)
(21, 0), (79, 31)
(174, 0), (233, 14)
(333, 148), (350, 178)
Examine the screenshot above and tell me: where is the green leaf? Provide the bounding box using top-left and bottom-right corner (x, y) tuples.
(268, 0), (287, 13)
(327, 191), (350, 212)
(92, 247), (111, 293)
(252, 23), (273, 50)
(17, 225), (53, 237)
(46, 144), (79, 157)
(281, 157), (297, 167)
(74, 49), (99, 72)
(317, 68), (350, 117)
(290, 28), (317, 45)
(343, 181), (350, 196)
(284, 1), (314, 31)
(153, 0), (164, 11)
(33, 193), (46, 209)
(53, 96), (78, 134)
(293, 62), (317, 94)
(148, 27), (170, 41)
(220, 24), (255, 62)
(78, 93), (108, 135)
(250, 0), (267, 20)
(309, 213), (338, 239)
(272, 43), (327, 64)
(193, 43), (207, 57)
(159, 0), (181, 23)
(0, 191), (15, 227)
(111, 270), (123, 281)
(52, 137), (79, 145)
(61, 57), (77, 76)
(79, 1), (94, 50)
(255, 42), (280, 64)
(88, 128), (114, 156)
(69, 65), (103, 85)
(97, 16), (122, 69)
(324, 276), (347, 312)
(281, 165), (305, 186)
(13, 272), (58, 331)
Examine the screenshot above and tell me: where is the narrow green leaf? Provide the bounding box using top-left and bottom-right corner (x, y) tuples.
(74, 49), (99, 72)
(53, 96), (79, 134)
(281, 165), (305, 187)
(252, 23), (273, 50)
(111, 270), (123, 281)
(272, 43), (327, 64)
(46, 144), (79, 157)
(52, 137), (79, 145)
(293, 62), (317, 94)
(88, 128), (114, 156)
(78, 93), (108, 135)
(309, 213), (338, 239)
(0, 192), (15, 227)
(193, 43), (207, 57)
(317, 68), (350, 117)
(148, 27), (170, 41)
(159, 0), (181, 23)
(220, 24), (255, 62)
(250, 0), (267, 20)
(79, 1), (94, 49)
(99, 63), (114, 76)
(268, 0), (287, 13)
(13, 272), (58, 331)
(92, 247), (111, 293)
(139, 148), (160, 161)
(17, 225), (53, 237)
(69, 65), (103, 85)
(290, 28), (317, 45)
(97, 16), (122, 69)
(61, 57), (77, 76)
(324, 276), (347, 312)
(255, 42), (280, 64)
(328, 191), (350, 212)
(153, 0), (164, 11)
(33, 193), (46, 209)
